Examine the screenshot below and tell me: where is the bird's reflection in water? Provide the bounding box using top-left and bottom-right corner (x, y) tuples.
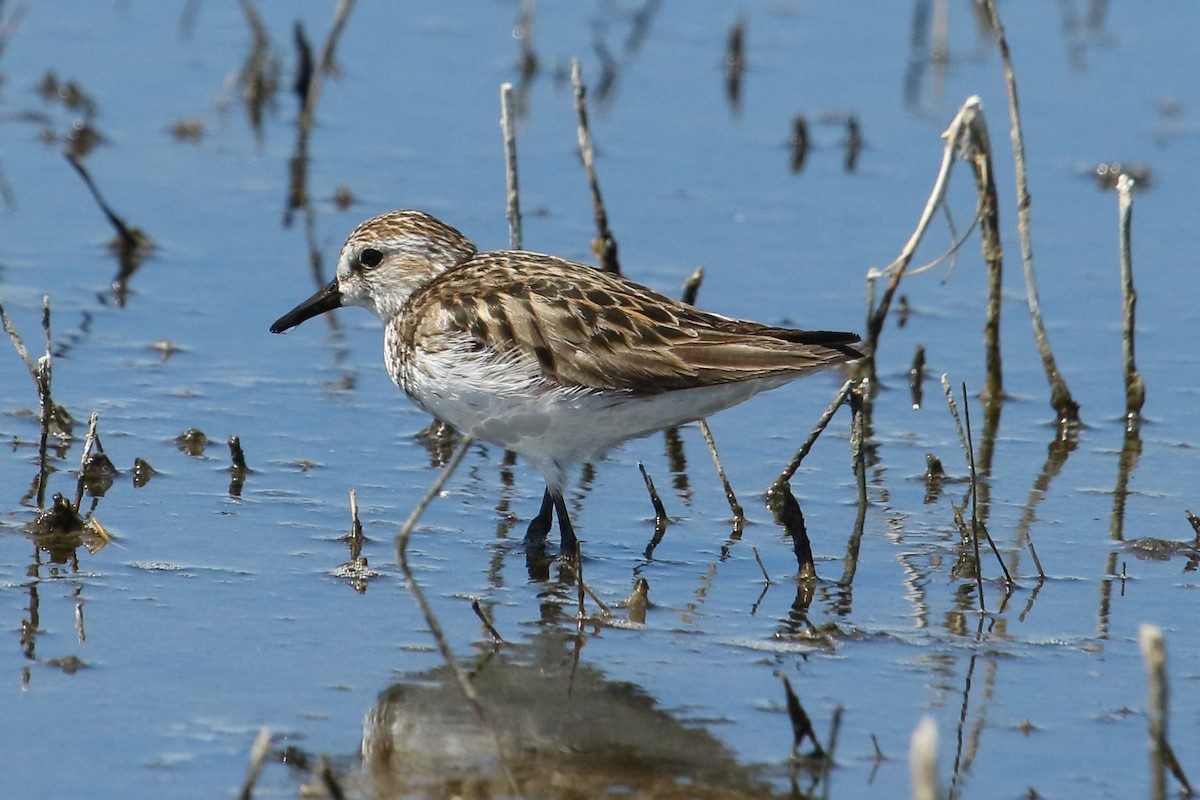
(359, 625), (786, 799)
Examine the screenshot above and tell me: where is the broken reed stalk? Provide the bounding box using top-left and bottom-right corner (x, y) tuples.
(0, 295), (38, 384)
(471, 598), (504, 644)
(499, 82), (523, 250)
(72, 411), (103, 510)
(347, 488), (364, 561)
(864, 97), (985, 360)
(392, 434), (520, 796)
(979, 0), (1079, 424)
(35, 298), (54, 509)
(680, 266), (704, 305)
(751, 546), (772, 584)
(570, 58), (621, 275)
(964, 111), (1004, 402)
(1117, 174), (1144, 424)
(942, 377), (1013, 588)
(638, 462), (669, 557)
(699, 419), (744, 535)
(961, 383), (986, 612)
(1139, 624), (1194, 798)
(910, 717), (939, 800)
(236, 726), (273, 800)
(774, 378), (856, 485)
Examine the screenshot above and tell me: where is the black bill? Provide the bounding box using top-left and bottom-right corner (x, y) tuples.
(270, 280), (342, 333)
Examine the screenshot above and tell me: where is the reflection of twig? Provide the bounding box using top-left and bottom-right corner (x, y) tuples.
(571, 59), (621, 275)
(979, 0), (1079, 424)
(779, 672), (825, 758)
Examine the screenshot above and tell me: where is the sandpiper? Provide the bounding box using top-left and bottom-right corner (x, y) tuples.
(271, 210), (863, 552)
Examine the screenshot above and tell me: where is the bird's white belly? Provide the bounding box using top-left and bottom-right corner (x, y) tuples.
(391, 334), (795, 489)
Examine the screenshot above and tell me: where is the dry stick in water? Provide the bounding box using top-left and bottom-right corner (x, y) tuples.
(35, 298), (55, 509)
(774, 378), (856, 485)
(699, 419), (744, 536)
(1139, 624), (1194, 798)
(941, 376), (1016, 586)
(979, 0), (1079, 424)
(960, 383), (986, 613)
(236, 727), (273, 800)
(680, 266), (704, 305)
(1117, 174), (1144, 424)
(471, 598), (504, 645)
(571, 58), (621, 275)
(864, 97), (986, 362)
(963, 110), (1005, 402)
(638, 462), (669, 557)
(499, 82), (523, 250)
(910, 717), (939, 800)
(0, 296), (38, 384)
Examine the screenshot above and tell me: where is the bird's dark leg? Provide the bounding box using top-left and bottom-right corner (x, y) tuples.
(524, 487), (556, 547)
(553, 493), (577, 554)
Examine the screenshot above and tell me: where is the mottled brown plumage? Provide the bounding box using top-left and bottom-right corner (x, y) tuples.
(272, 210), (863, 552)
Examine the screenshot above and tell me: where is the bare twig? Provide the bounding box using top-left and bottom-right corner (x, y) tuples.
(237, 727), (273, 800)
(638, 462), (669, 557)
(571, 58), (621, 275)
(1139, 624), (1194, 798)
(1117, 174), (1144, 424)
(865, 97), (984, 357)
(774, 378), (856, 484)
(0, 296), (38, 387)
(699, 420), (743, 535)
(471, 598), (504, 644)
(910, 717), (939, 800)
(961, 383), (986, 612)
(751, 546), (772, 584)
(680, 266), (704, 305)
(980, 0), (1079, 423)
(499, 82), (523, 250)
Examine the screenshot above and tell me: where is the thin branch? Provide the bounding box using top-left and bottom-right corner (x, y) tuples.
(980, 0), (1079, 423)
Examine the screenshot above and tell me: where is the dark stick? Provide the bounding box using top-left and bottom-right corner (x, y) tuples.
(961, 383), (986, 612)
(980, 0), (1079, 424)
(638, 462), (669, 558)
(571, 58), (621, 275)
(471, 598), (504, 644)
(699, 420), (744, 536)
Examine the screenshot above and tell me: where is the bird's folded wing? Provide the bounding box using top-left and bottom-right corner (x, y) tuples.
(404, 252), (863, 394)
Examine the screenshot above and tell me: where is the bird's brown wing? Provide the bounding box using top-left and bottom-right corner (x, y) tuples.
(402, 251), (863, 394)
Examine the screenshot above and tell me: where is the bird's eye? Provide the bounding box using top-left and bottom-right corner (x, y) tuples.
(359, 248), (383, 269)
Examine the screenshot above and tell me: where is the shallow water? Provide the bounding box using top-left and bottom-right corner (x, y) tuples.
(2, 2), (1199, 798)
